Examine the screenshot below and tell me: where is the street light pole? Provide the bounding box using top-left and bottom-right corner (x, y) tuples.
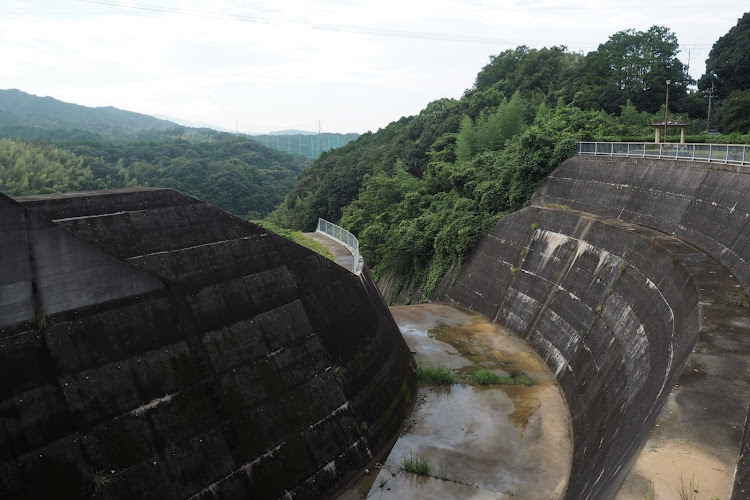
(664, 80), (671, 143)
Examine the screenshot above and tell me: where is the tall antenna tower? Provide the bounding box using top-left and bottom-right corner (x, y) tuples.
(318, 120), (322, 157)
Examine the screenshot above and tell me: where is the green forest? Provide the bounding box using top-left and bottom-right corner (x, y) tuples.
(267, 17), (750, 301)
(0, 89), (312, 217)
(0, 129), (309, 217)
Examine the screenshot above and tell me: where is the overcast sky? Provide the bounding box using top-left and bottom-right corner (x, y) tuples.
(1, 1), (747, 134)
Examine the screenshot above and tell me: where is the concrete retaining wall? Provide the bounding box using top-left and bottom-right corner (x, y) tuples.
(1, 189), (415, 499)
(533, 156), (750, 289)
(438, 205), (699, 498)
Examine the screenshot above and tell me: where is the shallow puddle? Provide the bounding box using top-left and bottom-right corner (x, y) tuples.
(339, 303), (572, 500)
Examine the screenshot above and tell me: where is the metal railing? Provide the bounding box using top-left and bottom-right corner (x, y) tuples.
(316, 218), (360, 272)
(578, 142), (750, 167)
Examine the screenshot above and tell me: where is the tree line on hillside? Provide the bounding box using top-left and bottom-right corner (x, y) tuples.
(698, 12), (750, 133)
(0, 130), (310, 217)
(268, 18), (750, 302)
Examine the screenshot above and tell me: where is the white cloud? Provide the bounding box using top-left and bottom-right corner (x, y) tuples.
(1, 1), (747, 133)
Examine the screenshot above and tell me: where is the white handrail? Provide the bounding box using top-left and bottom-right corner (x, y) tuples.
(577, 142), (750, 167)
(316, 218), (360, 272)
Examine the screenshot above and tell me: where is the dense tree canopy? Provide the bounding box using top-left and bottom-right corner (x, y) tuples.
(699, 12), (750, 133)
(0, 133), (309, 217)
(573, 26), (691, 114)
(701, 12), (750, 98)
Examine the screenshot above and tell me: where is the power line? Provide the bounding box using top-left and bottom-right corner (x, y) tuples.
(72, 0), (728, 53)
(67, 0), (600, 49)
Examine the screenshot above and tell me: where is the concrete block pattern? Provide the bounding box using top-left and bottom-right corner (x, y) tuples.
(1, 188), (416, 499)
(444, 204), (699, 499)
(534, 157), (750, 288)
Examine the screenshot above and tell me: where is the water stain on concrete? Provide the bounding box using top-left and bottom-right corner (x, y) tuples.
(340, 303), (572, 500)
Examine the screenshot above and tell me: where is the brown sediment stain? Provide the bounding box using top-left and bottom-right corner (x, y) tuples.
(425, 309), (554, 430)
(343, 304), (571, 499)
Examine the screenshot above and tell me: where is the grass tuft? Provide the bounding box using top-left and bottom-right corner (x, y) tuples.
(678, 474), (698, 500)
(91, 469), (111, 493)
(417, 365), (457, 385)
(473, 368), (533, 386)
(643, 477), (655, 500)
(473, 369), (501, 385)
(402, 454), (432, 476)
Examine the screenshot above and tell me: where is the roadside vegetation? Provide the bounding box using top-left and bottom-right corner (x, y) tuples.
(253, 220), (334, 261)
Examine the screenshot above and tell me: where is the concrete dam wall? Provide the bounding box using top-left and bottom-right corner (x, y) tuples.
(0, 188), (416, 499)
(436, 156), (750, 498)
(534, 156), (750, 290)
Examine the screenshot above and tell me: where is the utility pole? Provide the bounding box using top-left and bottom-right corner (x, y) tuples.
(664, 80), (671, 142)
(707, 80), (715, 132)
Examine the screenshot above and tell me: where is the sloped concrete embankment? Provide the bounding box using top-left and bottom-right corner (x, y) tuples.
(436, 205), (699, 499)
(1, 189), (415, 499)
(534, 156), (750, 290)
(531, 156), (750, 498)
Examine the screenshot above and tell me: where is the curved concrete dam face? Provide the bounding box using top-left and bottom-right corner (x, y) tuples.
(435, 156), (750, 499)
(534, 156), (750, 291)
(0, 189), (416, 499)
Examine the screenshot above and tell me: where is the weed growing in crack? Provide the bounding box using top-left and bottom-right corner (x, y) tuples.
(91, 469), (111, 494)
(402, 454), (432, 476)
(402, 418), (416, 434)
(678, 474), (698, 500)
(643, 477), (655, 500)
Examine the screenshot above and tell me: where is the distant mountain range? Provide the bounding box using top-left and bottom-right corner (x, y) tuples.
(0, 89), (178, 137)
(0, 89), (358, 157)
(153, 113), (234, 133)
(266, 129), (318, 136)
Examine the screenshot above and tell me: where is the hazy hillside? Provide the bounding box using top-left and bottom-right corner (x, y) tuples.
(0, 89), (177, 137)
(0, 89), (315, 217)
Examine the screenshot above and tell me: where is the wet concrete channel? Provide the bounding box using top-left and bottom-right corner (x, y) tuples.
(340, 303), (572, 500)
